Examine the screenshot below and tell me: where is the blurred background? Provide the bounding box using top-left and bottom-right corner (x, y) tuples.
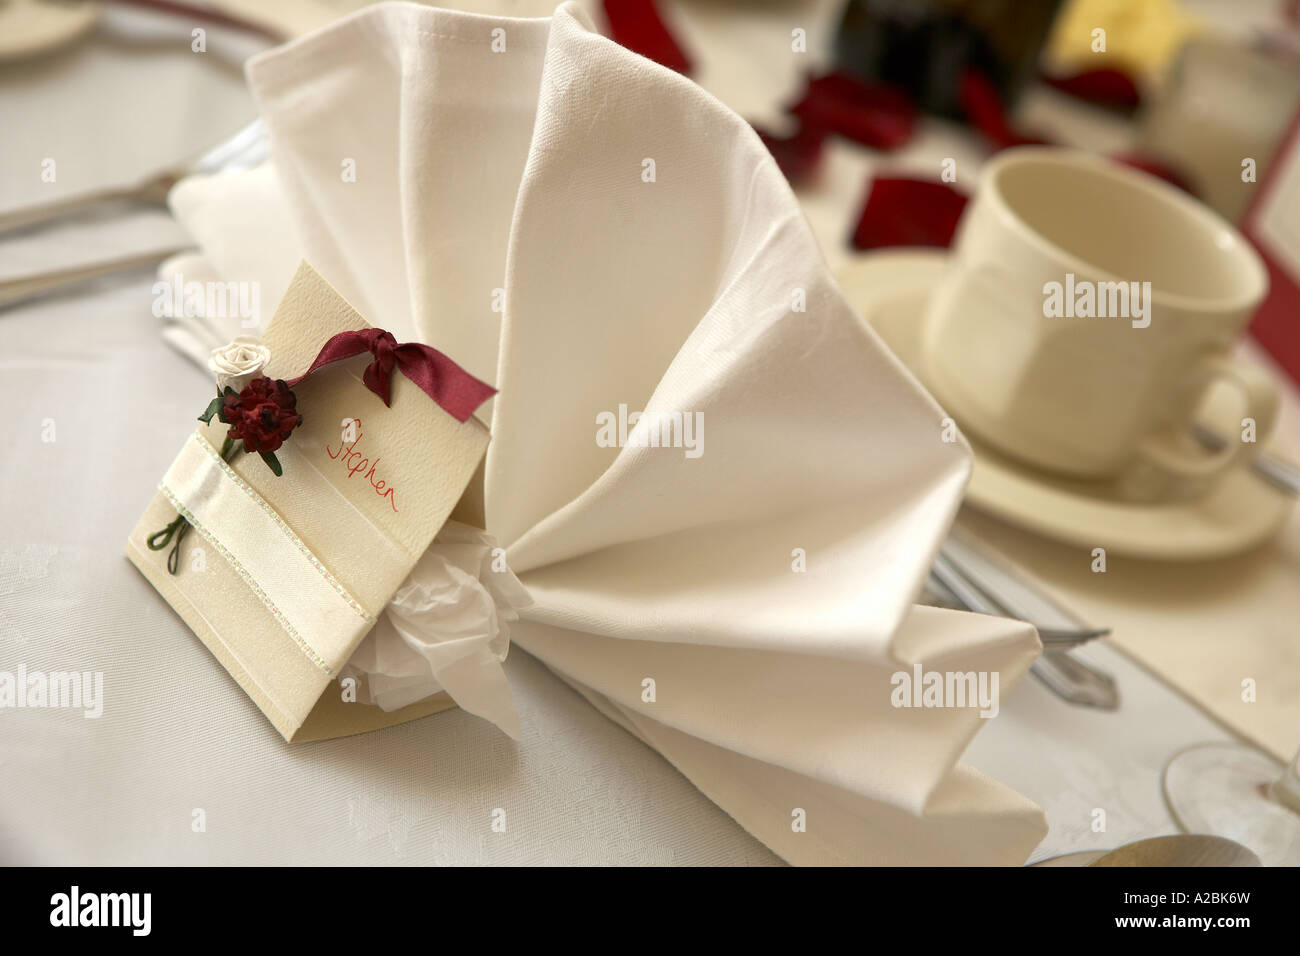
(2, 0), (1298, 375)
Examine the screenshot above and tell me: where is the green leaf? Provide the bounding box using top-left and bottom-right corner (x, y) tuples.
(259, 450), (283, 477)
(198, 395), (223, 424)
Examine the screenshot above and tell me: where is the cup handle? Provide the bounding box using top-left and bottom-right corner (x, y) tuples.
(1135, 354), (1278, 482)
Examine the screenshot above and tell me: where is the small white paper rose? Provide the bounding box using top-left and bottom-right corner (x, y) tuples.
(208, 336), (271, 394)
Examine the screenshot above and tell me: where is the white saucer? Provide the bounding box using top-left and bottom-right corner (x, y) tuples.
(0, 0), (100, 64)
(836, 250), (1293, 561)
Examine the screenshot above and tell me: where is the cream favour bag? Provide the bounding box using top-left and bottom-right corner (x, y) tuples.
(126, 261), (491, 742)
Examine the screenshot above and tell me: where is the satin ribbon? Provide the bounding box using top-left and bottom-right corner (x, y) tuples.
(288, 328), (495, 422)
(161, 433), (378, 676)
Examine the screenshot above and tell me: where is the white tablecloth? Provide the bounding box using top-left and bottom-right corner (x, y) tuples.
(0, 260), (1247, 865)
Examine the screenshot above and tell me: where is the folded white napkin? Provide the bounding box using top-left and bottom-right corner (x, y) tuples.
(158, 0), (1046, 864)
(159, 164), (300, 359)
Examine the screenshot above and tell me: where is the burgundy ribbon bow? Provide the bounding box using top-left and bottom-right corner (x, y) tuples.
(288, 328), (495, 423)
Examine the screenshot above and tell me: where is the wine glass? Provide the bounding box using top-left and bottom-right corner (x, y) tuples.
(1164, 742), (1300, 866)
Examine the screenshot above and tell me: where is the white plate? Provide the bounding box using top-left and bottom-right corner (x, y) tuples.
(837, 250), (1293, 560)
(0, 0), (100, 64)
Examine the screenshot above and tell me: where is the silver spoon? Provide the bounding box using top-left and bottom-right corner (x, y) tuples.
(1032, 834), (1261, 867)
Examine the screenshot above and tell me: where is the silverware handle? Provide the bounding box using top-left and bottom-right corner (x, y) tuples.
(0, 175), (173, 238)
(1252, 449), (1300, 495)
(0, 247), (188, 310)
(929, 553), (1001, 617)
(931, 538), (1119, 709)
(1192, 422), (1300, 495)
(1030, 651), (1120, 710)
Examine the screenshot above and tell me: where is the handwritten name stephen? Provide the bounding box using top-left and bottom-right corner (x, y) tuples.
(325, 419), (398, 513)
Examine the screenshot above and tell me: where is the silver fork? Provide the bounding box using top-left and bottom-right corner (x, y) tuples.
(0, 120), (268, 237)
(925, 534), (1120, 709)
(0, 121), (269, 310)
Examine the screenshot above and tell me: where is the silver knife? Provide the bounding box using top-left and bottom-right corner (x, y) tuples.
(926, 534), (1119, 709)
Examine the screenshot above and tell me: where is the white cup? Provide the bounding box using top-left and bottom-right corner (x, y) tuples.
(922, 147), (1276, 485)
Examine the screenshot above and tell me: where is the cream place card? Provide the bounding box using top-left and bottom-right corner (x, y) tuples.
(126, 261), (493, 742)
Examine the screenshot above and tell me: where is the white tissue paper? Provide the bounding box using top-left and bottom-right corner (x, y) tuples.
(340, 521), (532, 738)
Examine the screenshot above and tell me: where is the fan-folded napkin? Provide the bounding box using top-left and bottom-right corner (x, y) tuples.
(156, 0), (1046, 865)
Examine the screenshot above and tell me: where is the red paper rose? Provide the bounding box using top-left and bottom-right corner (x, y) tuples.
(221, 377), (302, 454)
(153, 365), (303, 574)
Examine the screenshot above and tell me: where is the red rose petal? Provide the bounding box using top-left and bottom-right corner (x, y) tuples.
(851, 177), (969, 251)
(1042, 68), (1141, 109)
(959, 69), (1052, 150)
(755, 122), (826, 185)
(602, 0), (692, 74)
(790, 71), (917, 151)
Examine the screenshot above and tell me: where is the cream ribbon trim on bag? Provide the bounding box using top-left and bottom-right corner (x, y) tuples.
(160, 432), (376, 676)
